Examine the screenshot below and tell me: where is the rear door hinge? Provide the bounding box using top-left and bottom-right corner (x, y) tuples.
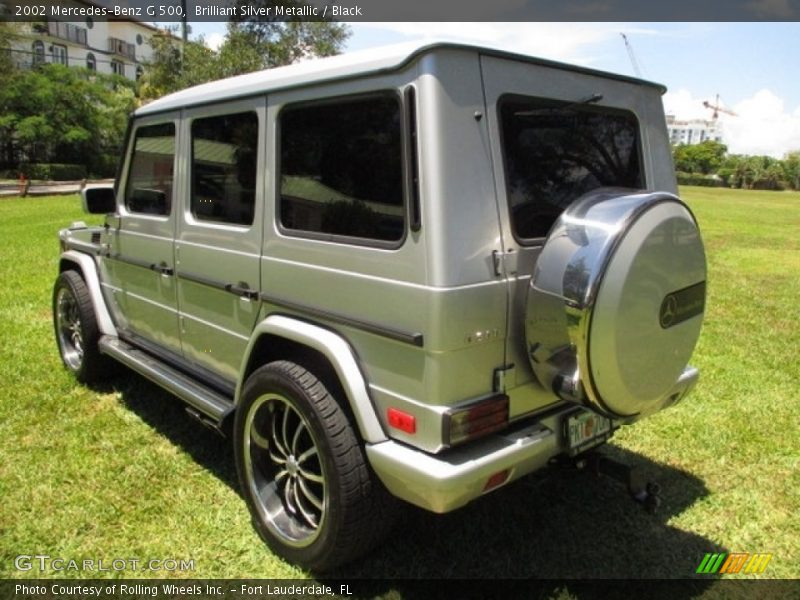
(492, 249), (518, 277)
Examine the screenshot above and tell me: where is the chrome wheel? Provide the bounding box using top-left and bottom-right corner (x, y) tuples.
(236, 361), (398, 570)
(55, 286), (84, 371)
(243, 393), (327, 548)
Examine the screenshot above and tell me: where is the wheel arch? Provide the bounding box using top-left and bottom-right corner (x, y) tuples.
(237, 315), (387, 444)
(58, 251), (117, 337)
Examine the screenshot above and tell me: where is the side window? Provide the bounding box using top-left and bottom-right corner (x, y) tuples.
(125, 122), (175, 216)
(111, 60), (124, 77)
(279, 94), (405, 244)
(499, 95), (643, 240)
(190, 111), (258, 226)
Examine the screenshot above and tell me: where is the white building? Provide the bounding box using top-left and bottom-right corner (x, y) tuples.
(665, 115), (725, 146)
(8, 0), (159, 81)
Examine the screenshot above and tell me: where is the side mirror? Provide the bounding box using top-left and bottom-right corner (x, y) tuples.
(81, 186), (116, 214)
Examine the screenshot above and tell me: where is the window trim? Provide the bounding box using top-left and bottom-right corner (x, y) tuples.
(123, 121), (177, 219)
(51, 43), (68, 65)
(496, 93), (646, 247)
(31, 41), (45, 66)
(188, 109), (259, 229)
(275, 89), (412, 251)
(110, 59), (125, 77)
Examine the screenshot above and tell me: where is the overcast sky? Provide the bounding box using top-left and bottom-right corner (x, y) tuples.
(192, 21), (800, 158)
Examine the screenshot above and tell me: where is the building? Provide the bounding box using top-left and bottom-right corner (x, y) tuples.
(665, 114), (725, 146)
(6, 0), (159, 81)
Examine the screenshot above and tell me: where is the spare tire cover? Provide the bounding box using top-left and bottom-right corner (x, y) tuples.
(525, 189), (706, 419)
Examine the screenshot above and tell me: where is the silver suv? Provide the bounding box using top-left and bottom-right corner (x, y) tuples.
(53, 42), (706, 570)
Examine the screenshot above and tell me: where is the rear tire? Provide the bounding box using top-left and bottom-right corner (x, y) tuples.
(52, 270), (111, 384)
(234, 360), (397, 571)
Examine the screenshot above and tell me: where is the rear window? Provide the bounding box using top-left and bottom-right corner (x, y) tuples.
(278, 94), (405, 245)
(499, 95), (643, 240)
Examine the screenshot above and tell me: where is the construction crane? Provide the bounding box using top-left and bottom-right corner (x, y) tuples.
(620, 33), (643, 78)
(703, 94), (738, 119)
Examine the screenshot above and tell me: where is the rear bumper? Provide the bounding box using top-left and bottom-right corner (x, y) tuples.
(366, 410), (566, 513)
(366, 366), (700, 513)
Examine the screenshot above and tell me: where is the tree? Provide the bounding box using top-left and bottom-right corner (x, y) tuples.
(0, 22), (19, 73)
(672, 140), (727, 175)
(0, 65), (135, 175)
(213, 24), (268, 79)
(137, 28), (218, 101)
(229, 1), (350, 66)
(139, 14), (350, 101)
(782, 151), (800, 191)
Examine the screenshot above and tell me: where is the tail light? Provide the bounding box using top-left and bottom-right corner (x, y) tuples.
(443, 394), (509, 446)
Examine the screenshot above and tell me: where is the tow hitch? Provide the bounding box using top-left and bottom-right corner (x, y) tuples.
(551, 452), (662, 513)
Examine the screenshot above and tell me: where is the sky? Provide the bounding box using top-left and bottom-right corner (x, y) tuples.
(190, 21), (800, 158)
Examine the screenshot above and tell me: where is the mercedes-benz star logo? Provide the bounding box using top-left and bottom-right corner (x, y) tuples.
(660, 294), (678, 328)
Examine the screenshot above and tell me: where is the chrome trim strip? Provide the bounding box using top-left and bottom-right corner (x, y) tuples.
(176, 269), (227, 292)
(180, 311), (250, 341)
(124, 290), (177, 313)
(261, 254), (505, 293)
(262, 293), (424, 347)
(106, 253), (162, 272)
(64, 239), (102, 255)
(116, 229), (173, 242)
(177, 269), (259, 300)
(177, 238), (260, 258)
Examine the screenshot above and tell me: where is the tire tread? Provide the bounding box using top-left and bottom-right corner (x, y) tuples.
(235, 360), (398, 571)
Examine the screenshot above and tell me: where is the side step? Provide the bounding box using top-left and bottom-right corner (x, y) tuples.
(98, 335), (234, 429)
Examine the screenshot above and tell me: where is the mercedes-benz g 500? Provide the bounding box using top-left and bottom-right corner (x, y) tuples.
(54, 42), (706, 570)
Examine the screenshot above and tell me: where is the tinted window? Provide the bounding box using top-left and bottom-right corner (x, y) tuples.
(279, 95), (404, 243)
(191, 112), (258, 226)
(125, 123), (175, 216)
(500, 96), (643, 239)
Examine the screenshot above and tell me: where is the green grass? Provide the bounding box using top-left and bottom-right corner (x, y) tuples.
(0, 188), (798, 586)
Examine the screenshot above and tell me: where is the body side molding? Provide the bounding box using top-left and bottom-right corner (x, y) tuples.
(236, 315), (387, 444)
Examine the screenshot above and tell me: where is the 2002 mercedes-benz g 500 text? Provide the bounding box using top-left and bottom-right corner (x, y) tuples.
(53, 42), (706, 570)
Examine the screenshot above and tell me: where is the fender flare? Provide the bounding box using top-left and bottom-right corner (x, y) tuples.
(59, 250), (118, 337)
(236, 314), (387, 444)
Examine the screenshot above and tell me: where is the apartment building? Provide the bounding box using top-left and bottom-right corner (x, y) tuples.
(8, 0), (159, 81)
(665, 115), (725, 146)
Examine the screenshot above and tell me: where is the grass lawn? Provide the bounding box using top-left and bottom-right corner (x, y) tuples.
(0, 187), (797, 585)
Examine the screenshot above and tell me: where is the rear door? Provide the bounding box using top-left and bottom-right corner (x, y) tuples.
(480, 54), (652, 413)
(174, 99), (265, 384)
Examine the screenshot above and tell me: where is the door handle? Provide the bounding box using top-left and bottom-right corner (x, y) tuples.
(225, 282), (259, 300)
(150, 262), (174, 276)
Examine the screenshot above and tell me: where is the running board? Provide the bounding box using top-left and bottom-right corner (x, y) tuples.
(98, 335), (234, 428)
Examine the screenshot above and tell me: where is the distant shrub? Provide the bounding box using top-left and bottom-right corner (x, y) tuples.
(19, 163), (87, 181)
(675, 172), (724, 187)
(751, 179), (786, 191)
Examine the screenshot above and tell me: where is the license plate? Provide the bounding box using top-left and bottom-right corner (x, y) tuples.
(565, 410), (611, 454)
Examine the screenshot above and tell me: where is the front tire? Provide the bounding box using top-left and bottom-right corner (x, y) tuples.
(52, 270), (110, 384)
(234, 360), (396, 571)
